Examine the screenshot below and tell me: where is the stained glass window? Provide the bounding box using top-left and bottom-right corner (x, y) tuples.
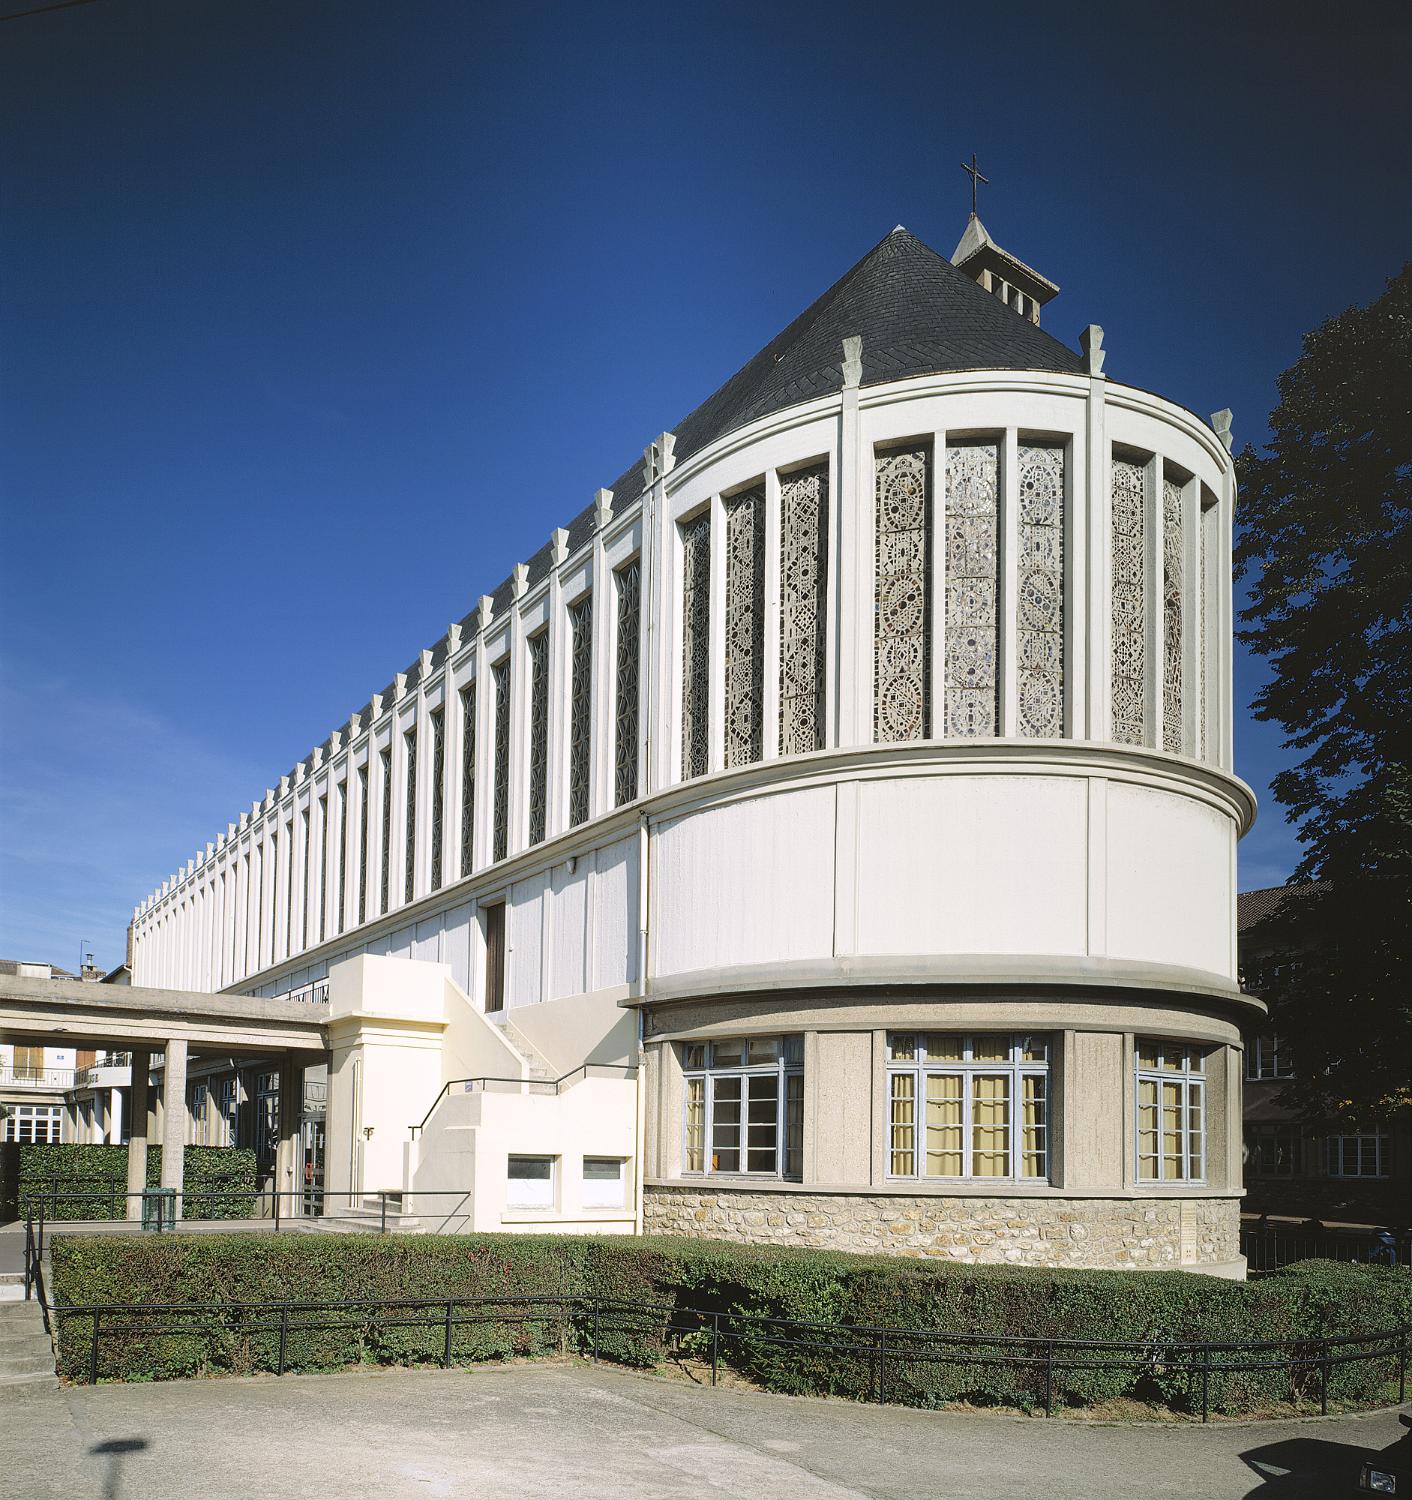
(568, 596), (592, 826)
(429, 706), (444, 889)
(298, 810), (310, 948)
(492, 659), (511, 862)
(1016, 444), (1065, 737)
(874, 447), (930, 741)
(779, 465), (827, 756)
(680, 511), (711, 779)
(724, 487), (765, 768)
(528, 631), (549, 845)
(379, 746), (392, 914)
(944, 443), (1000, 736)
(1111, 456), (1147, 745)
(403, 726), (417, 904)
(460, 684), (476, 877)
(1201, 503), (1210, 759)
(1163, 476), (1184, 754)
(357, 766), (368, 925)
(336, 781), (347, 935)
(614, 561), (640, 806)
(316, 796), (327, 943)
(282, 822), (293, 956)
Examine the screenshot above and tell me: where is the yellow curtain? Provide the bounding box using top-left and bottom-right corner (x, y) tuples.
(925, 1073), (963, 1176)
(889, 1073), (916, 1174)
(1137, 1077), (1158, 1179)
(1187, 1083), (1204, 1179)
(1021, 1074), (1046, 1177)
(1160, 1079), (1183, 1179)
(923, 1034), (962, 1062)
(685, 1077), (705, 1173)
(971, 1074), (1010, 1176)
(971, 1037), (1008, 1063)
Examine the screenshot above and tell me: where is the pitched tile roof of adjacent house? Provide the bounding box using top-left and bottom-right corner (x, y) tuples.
(1237, 882), (1333, 932)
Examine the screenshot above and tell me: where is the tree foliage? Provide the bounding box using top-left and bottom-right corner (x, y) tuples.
(1234, 264), (1412, 1118)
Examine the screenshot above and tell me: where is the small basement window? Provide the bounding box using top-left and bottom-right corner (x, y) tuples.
(582, 1157), (626, 1209)
(506, 1154), (555, 1209)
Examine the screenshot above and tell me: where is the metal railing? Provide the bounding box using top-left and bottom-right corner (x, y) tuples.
(409, 1063), (637, 1138)
(277, 979), (330, 1006)
(19, 1179), (262, 1224)
(0, 1065), (78, 1088)
(20, 1187), (479, 1237)
(1241, 1221), (1412, 1272)
(40, 1289), (1411, 1419)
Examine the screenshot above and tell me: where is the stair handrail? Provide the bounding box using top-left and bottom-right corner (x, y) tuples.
(408, 1061), (638, 1138)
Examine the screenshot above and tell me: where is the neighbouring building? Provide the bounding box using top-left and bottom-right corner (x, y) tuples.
(1239, 884), (1410, 1229)
(118, 216), (1259, 1272)
(1, 962), (96, 1144)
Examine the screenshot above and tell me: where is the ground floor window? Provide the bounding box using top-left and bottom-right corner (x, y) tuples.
(582, 1156), (626, 1209)
(190, 1081), (210, 1144)
(1136, 1040), (1206, 1182)
(1246, 1032), (1292, 1081)
(255, 1071), (280, 1171)
(1327, 1130), (1388, 1178)
(682, 1036), (803, 1177)
(1245, 1121), (1301, 1176)
(507, 1154), (555, 1208)
(3, 1103), (62, 1143)
(220, 1076), (240, 1146)
(885, 1033), (1049, 1181)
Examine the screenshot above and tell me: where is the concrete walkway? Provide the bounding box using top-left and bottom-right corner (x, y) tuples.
(3, 1359), (1409, 1499)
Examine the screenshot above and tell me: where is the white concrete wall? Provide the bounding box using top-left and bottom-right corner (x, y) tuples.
(408, 1073), (637, 1234)
(131, 369), (1247, 1054)
(648, 758), (1242, 987)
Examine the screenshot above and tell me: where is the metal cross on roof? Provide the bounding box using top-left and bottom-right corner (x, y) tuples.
(961, 153), (989, 216)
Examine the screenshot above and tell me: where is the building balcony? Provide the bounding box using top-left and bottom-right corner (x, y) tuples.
(0, 1066), (77, 1091)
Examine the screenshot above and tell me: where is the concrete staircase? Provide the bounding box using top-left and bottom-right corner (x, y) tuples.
(306, 1194), (424, 1234)
(499, 1021), (557, 1086)
(0, 1293), (57, 1388)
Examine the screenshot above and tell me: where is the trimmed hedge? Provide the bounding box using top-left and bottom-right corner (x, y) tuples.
(49, 1231), (1412, 1414)
(20, 1144), (258, 1220)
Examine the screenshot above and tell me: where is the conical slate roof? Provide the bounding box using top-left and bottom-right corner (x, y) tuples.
(277, 226), (1088, 808)
(600, 223), (1083, 505)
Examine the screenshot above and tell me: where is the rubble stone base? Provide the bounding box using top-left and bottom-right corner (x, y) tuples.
(644, 1186), (1241, 1270)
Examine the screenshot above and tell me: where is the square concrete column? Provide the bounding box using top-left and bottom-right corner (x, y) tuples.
(124, 1050), (151, 1221)
(160, 1038), (188, 1220)
(275, 1053), (304, 1218)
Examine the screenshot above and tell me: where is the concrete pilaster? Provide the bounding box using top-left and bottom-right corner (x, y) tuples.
(125, 1050), (150, 1220)
(160, 1037), (188, 1218)
(275, 1052), (303, 1217)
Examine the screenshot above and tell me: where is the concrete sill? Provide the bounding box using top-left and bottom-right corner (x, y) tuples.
(647, 1176), (1244, 1201)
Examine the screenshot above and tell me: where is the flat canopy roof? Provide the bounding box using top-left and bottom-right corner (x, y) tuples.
(0, 974), (327, 1054)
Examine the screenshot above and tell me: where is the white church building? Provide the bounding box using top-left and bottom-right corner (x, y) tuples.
(126, 216), (1259, 1273)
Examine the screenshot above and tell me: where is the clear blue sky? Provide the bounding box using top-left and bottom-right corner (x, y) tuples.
(1, 0), (1408, 972)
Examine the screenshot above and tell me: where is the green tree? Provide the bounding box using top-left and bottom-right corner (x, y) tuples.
(1234, 263), (1412, 1119)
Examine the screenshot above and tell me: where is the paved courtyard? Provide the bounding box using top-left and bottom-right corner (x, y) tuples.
(4, 1359), (1409, 1499)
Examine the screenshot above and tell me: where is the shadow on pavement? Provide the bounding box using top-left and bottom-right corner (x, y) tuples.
(89, 1438), (148, 1500)
(1242, 1413), (1411, 1498)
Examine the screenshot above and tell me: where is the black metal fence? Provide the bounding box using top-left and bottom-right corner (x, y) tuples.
(42, 1289), (1411, 1422)
(19, 1187), (477, 1234)
(1241, 1220), (1412, 1272)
